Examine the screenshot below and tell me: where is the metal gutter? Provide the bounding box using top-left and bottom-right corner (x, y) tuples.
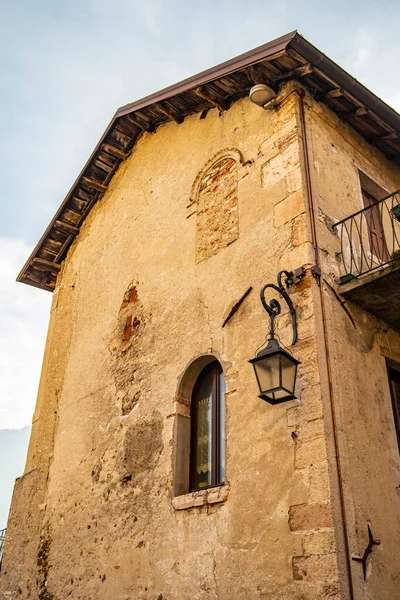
(289, 35), (400, 132)
(116, 31), (297, 117)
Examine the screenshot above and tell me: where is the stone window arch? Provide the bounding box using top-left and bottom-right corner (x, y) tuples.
(189, 149), (243, 263)
(173, 355), (226, 496)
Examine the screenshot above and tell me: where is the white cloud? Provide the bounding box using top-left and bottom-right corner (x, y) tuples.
(0, 238), (51, 429)
(352, 33), (374, 70)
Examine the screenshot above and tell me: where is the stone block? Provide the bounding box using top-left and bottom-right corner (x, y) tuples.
(207, 485), (229, 505)
(294, 436), (328, 469)
(303, 530), (336, 555)
(296, 418), (324, 442)
(278, 242), (313, 272)
(309, 462), (331, 503)
(261, 142), (299, 188)
(262, 178), (288, 205)
(172, 485), (229, 510)
(274, 191), (305, 228)
(289, 502), (333, 531)
(286, 387), (324, 427)
(286, 167), (303, 193)
(172, 491), (207, 510)
(292, 553), (338, 583)
(291, 214), (309, 246)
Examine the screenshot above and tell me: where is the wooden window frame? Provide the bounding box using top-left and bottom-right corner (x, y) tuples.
(190, 361), (224, 492)
(362, 189), (389, 264)
(387, 365), (400, 454)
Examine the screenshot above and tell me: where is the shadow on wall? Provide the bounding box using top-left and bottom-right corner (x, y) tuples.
(0, 427), (31, 528)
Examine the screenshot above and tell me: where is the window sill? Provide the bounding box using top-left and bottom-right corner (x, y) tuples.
(172, 484), (229, 510)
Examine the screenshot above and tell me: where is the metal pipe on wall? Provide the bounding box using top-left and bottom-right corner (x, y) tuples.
(296, 88), (355, 600)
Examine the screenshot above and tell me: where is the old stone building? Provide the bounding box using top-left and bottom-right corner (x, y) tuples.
(1, 31), (400, 600)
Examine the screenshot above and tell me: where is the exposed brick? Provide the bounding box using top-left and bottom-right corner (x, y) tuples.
(195, 157), (239, 262)
(123, 316), (132, 341)
(120, 286), (138, 310)
(289, 502), (333, 531)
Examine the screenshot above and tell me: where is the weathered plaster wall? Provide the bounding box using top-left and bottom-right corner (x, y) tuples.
(2, 87), (348, 600)
(304, 95), (400, 600)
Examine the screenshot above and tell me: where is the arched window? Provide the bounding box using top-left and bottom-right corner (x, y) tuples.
(190, 361), (225, 491)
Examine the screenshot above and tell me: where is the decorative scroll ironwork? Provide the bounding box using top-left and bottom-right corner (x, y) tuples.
(260, 270), (297, 345)
(334, 189), (400, 280)
(0, 528), (6, 567)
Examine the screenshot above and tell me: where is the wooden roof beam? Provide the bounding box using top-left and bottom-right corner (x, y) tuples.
(81, 177), (108, 193)
(101, 143), (129, 161)
(367, 131), (398, 142)
(273, 63), (313, 82)
(195, 86), (230, 112)
(125, 113), (154, 133)
(341, 107), (368, 120)
(54, 220), (80, 236)
(245, 65), (269, 85)
(322, 88), (343, 99)
(32, 258), (61, 273)
(156, 102), (184, 124)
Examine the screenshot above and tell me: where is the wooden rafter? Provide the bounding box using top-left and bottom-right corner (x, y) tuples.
(274, 63), (313, 82)
(195, 86), (230, 112)
(54, 221), (80, 236)
(156, 102), (184, 124)
(81, 177), (108, 193)
(245, 65), (268, 85)
(323, 88), (343, 99)
(125, 113), (154, 133)
(32, 258), (61, 273)
(101, 143), (129, 161)
(341, 107), (368, 121)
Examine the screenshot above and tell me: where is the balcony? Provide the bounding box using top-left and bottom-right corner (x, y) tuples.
(0, 528), (6, 568)
(335, 189), (400, 331)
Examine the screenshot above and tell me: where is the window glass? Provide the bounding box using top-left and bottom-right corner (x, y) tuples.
(192, 369), (213, 489)
(190, 362), (225, 491)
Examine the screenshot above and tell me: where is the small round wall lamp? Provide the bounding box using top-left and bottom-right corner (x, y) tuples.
(249, 270), (300, 405)
(249, 84), (276, 108)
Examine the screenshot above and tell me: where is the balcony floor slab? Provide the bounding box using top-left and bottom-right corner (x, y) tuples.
(339, 263), (400, 331)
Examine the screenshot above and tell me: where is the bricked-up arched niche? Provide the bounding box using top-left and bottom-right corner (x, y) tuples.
(189, 149), (243, 263)
(174, 355), (225, 496)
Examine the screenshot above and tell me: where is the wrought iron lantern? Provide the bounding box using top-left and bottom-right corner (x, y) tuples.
(249, 270), (300, 405)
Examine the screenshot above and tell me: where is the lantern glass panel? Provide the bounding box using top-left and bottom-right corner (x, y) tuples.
(254, 354), (280, 393)
(281, 353), (297, 394)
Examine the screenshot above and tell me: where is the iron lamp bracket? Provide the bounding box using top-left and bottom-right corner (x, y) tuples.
(260, 270), (297, 346)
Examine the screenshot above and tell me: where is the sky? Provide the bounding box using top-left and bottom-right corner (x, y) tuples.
(0, 0), (400, 521)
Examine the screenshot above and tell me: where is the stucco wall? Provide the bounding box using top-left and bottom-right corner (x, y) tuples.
(304, 96), (400, 600)
(4, 84), (399, 599)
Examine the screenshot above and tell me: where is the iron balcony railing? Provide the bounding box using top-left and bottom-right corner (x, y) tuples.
(0, 528), (6, 567)
(334, 189), (400, 281)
